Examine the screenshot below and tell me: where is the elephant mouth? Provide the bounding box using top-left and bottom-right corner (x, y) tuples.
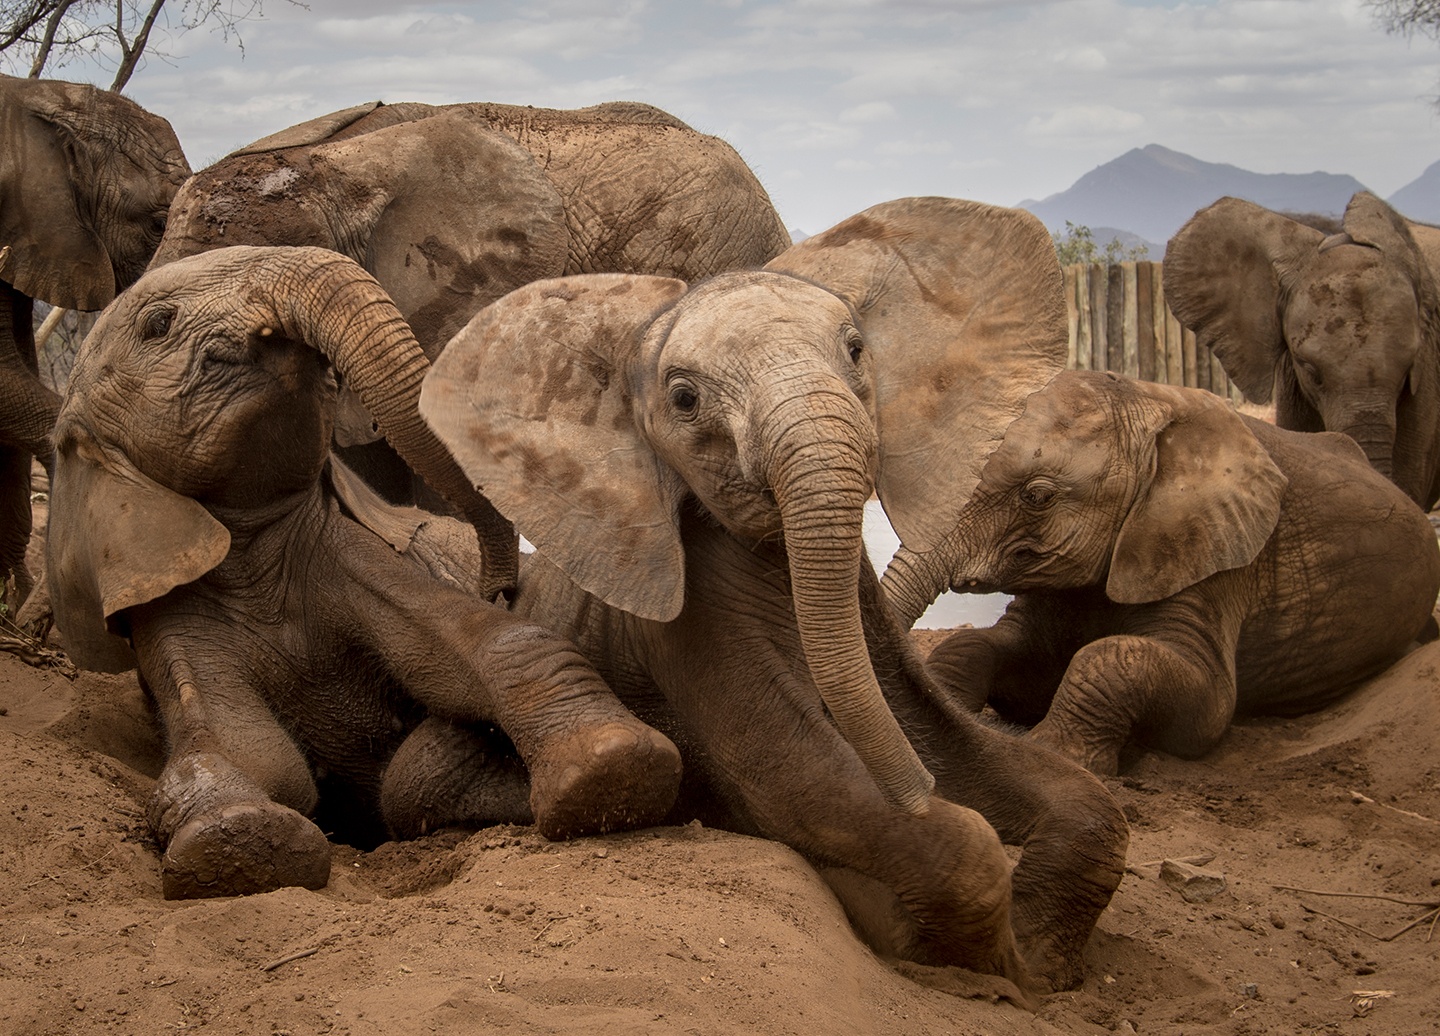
(954, 577), (1003, 595)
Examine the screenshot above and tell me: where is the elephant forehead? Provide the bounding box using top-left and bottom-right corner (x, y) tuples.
(663, 274), (849, 362)
(988, 375), (1119, 472)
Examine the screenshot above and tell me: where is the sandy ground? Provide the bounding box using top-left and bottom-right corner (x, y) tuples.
(1, 609), (1437, 1036)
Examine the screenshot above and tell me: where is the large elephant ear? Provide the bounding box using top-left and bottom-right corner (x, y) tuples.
(420, 274), (690, 620)
(1164, 197), (1323, 405)
(1108, 382), (1287, 604)
(226, 101), (384, 156)
(47, 431), (230, 672)
(312, 108), (570, 355)
(765, 197), (1067, 552)
(0, 79), (115, 308)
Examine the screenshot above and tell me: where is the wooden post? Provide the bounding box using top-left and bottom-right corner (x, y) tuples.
(1064, 265), (1080, 370)
(1090, 263), (1108, 373)
(1074, 265), (1092, 371)
(1135, 263), (1155, 383)
(1120, 262), (1139, 378)
(1183, 327), (1199, 390)
(1146, 263), (1169, 386)
(1106, 264), (1125, 373)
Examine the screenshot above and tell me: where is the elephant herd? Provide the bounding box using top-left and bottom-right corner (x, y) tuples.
(3, 72), (1438, 1003)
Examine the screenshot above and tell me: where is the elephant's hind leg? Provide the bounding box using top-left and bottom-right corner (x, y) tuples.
(380, 717), (534, 838)
(1031, 634), (1236, 774)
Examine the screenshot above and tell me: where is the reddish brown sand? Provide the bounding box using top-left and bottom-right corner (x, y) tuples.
(2, 610), (1437, 1036)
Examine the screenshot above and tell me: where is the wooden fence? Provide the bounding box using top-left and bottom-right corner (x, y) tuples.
(1064, 261), (1243, 403)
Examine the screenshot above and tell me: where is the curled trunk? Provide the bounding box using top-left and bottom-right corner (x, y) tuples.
(263, 248), (518, 598)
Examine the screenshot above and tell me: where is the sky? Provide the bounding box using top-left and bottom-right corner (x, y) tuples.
(9, 0), (1440, 236)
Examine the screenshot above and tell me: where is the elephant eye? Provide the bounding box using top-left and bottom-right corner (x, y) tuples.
(141, 307), (175, 341)
(670, 383), (698, 415)
(1296, 359), (1322, 387)
(1019, 479), (1057, 508)
(845, 329), (864, 365)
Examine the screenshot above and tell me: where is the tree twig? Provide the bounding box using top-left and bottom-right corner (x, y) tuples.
(261, 945), (321, 971)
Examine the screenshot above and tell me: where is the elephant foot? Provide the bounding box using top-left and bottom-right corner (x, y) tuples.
(528, 721), (682, 840)
(161, 800), (331, 900)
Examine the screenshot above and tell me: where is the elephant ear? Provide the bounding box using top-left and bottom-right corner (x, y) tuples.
(0, 79), (115, 308)
(47, 430), (231, 672)
(1108, 382), (1287, 605)
(1342, 192), (1440, 305)
(227, 101), (384, 156)
(766, 197), (1067, 553)
(312, 108), (570, 355)
(421, 274), (691, 621)
(1164, 198), (1324, 405)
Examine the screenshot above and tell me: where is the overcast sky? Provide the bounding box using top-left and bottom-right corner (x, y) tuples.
(11, 0), (1440, 235)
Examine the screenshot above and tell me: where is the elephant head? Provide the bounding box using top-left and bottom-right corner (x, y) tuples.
(48, 245), (513, 672)
(152, 104), (571, 359)
(0, 74), (190, 308)
(883, 371), (1288, 622)
(1164, 192), (1440, 508)
(420, 197), (1068, 816)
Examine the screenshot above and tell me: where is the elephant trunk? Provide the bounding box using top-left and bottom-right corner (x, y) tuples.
(1336, 419), (1396, 478)
(882, 541), (956, 631)
(262, 248), (518, 598)
(762, 388), (935, 816)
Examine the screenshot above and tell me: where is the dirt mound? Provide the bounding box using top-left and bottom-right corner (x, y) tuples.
(3, 630), (1438, 1035)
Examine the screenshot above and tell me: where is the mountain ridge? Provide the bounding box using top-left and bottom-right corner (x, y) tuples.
(1019, 143), (1435, 249)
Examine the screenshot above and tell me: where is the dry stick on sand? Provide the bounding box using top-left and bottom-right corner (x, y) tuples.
(1272, 885), (1440, 943)
(1346, 788), (1439, 825)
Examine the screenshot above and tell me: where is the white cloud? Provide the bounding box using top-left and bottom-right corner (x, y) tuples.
(20, 0), (1433, 234)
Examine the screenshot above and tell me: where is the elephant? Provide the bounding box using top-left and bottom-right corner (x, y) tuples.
(882, 369), (1440, 777)
(1165, 191), (1440, 510)
(0, 74), (190, 603)
(45, 245), (683, 899)
(149, 98), (793, 594)
(419, 197), (1131, 994)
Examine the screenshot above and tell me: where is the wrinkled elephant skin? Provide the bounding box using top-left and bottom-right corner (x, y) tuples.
(45, 247), (682, 899)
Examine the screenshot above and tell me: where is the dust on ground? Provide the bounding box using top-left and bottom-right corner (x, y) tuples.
(3, 609), (1438, 1036)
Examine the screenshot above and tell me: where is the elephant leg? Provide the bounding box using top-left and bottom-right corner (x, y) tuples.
(380, 717), (534, 838)
(131, 614), (330, 899)
(348, 543), (682, 840)
(0, 445), (32, 604)
(1030, 634), (1237, 774)
(925, 595), (1085, 722)
(861, 580), (1128, 992)
(646, 635), (1033, 991)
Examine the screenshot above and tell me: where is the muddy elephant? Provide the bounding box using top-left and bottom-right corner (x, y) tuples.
(45, 246), (682, 899)
(1165, 191), (1440, 509)
(0, 74), (190, 601)
(420, 198), (1130, 994)
(883, 369), (1440, 776)
(150, 99), (792, 591)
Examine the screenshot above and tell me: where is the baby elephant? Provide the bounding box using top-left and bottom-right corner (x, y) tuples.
(884, 370), (1440, 774)
(46, 246), (681, 898)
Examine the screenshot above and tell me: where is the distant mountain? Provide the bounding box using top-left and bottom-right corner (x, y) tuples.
(1020, 144), (1371, 248)
(1389, 160), (1440, 224)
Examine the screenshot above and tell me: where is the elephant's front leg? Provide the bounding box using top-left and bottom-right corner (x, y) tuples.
(351, 548), (681, 841)
(1032, 633), (1237, 775)
(131, 607), (330, 899)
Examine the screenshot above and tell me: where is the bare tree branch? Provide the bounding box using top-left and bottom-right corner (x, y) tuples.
(26, 0), (78, 77)
(1367, 0), (1440, 40)
(2, 1), (302, 84)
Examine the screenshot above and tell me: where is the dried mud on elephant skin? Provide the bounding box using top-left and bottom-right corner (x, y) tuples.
(3, 621), (1439, 1035)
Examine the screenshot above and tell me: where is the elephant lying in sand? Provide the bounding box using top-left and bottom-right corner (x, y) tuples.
(421, 198), (1130, 994)
(46, 246), (681, 899)
(884, 370), (1440, 775)
(150, 98), (793, 590)
(0, 74), (190, 602)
